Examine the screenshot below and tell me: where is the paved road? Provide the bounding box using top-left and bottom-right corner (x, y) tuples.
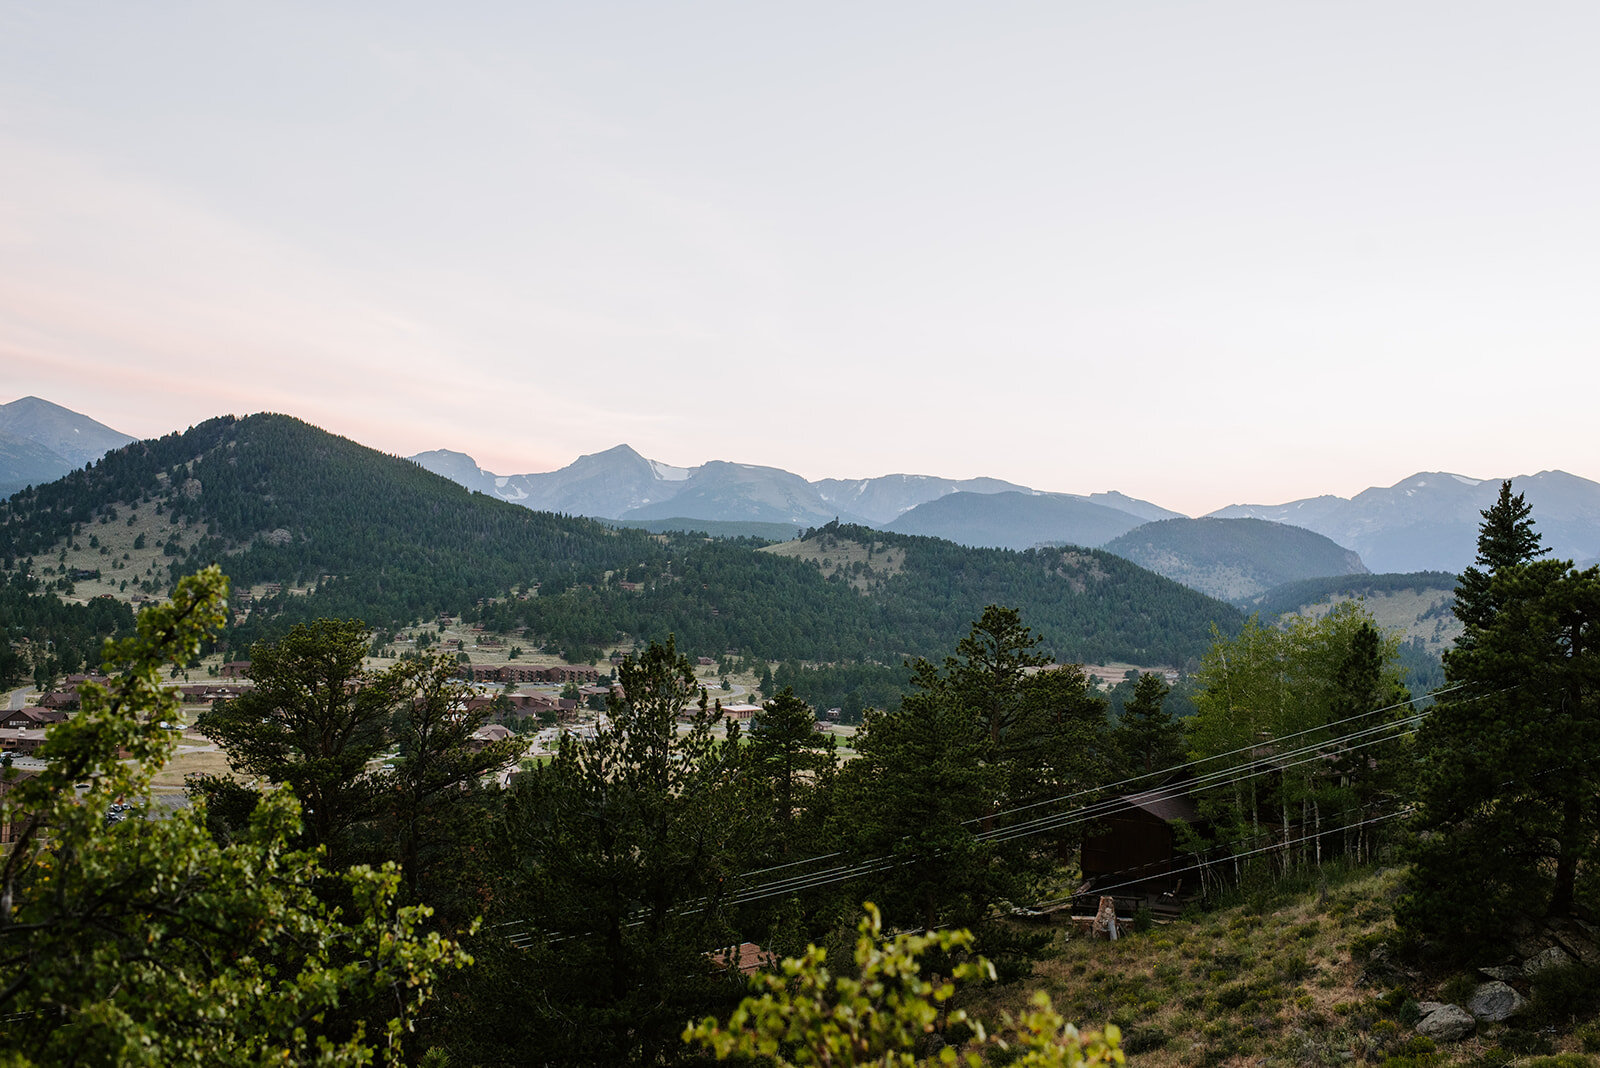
(6, 687), (34, 711)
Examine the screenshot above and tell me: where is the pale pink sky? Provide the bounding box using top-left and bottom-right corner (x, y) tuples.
(4, 2), (1599, 515)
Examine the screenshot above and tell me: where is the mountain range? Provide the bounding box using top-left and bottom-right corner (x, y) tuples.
(1210, 471), (1600, 573)
(4, 397), (1598, 597)
(1102, 517), (1368, 602)
(0, 397), (135, 498)
(409, 443), (1600, 578)
(409, 445), (1188, 536)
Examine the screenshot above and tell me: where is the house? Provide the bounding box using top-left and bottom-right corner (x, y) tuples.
(176, 684), (249, 704)
(719, 703), (761, 722)
(37, 691), (80, 712)
(0, 709), (50, 730)
(220, 661), (252, 678)
(542, 665), (600, 684)
(0, 728), (49, 757)
(1078, 786), (1202, 907)
(466, 723), (519, 752)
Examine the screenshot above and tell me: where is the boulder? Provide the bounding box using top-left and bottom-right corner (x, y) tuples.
(1523, 946), (1574, 976)
(1552, 928), (1600, 966)
(1416, 1003), (1476, 1042)
(1511, 934), (1546, 959)
(1478, 965), (1522, 982)
(1468, 981), (1526, 1022)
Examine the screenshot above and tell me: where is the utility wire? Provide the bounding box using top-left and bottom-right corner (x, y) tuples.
(497, 695), (1442, 946)
(495, 683), (1518, 948)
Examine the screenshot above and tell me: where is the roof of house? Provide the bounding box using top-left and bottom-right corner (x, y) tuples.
(1119, 788), (1200, 825)
(708, 942), (775, 976)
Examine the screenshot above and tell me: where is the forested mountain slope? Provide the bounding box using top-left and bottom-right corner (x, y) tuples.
(0, 414), (667, 642)
(1102, 517), (1368, 601)
(0, 415), (1241, 665)
(473, 521), (1242, 666)
(1238, 570), (1461, 691)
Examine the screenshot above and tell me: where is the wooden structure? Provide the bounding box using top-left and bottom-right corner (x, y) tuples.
(1077, 786), (1202, 918)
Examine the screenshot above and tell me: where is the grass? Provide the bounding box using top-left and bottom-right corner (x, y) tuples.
(760, 535), (906, 591)
(961, 864), (1600, 1067)
(148, 741), (237, 793)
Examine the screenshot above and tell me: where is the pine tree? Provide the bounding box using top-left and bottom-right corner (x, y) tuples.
(1113, 672), (1186, 776)
(459, 638), (761, 1065)
(1453, 479), (1548, 633)
(1400, 490), (1600, 955)
(749, 686), (836, 850)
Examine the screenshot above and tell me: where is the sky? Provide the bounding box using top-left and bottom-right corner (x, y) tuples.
(3, 2), (1598, 517)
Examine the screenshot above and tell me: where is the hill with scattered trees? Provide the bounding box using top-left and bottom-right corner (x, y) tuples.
(0, 414), (1242, 668)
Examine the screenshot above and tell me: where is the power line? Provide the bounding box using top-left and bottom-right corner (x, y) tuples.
(965, 683), (1461, 829)
(494, 691), (1448, 946)
(1034, 806), (1414, 910)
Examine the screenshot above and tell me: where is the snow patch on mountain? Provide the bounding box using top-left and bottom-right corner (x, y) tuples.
(648, 460), (692, 481)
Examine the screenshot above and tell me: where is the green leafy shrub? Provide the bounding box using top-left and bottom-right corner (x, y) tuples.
(683, 905), (1124, 1067)
(1375, 986), (1409, 1013)
(1213, 983), (1251, 1010)
(1122, 1025), (1168, 1053)
(1440, 973), (1479, 1006)
(1350, 931), (1388, 960)
(1528, 962), (1600, 1024)
(1500, 1029), (1556, 1057)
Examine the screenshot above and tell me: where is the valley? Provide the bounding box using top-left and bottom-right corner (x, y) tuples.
(4, 399), (1600, 1065)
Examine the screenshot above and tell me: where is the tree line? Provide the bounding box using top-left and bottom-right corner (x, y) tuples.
(4, 572), (1422, 1064)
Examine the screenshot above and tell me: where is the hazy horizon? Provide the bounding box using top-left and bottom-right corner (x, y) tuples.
(5, 3), (1598, 515)
(8, 391), (1592, 521)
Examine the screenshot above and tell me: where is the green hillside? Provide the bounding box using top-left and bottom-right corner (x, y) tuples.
(0, 414), (1242, 666)
(1241, 571), (1461, 694)
(479, 521), (1243, 666)
(0, 414), (668, 640)
(1238, 570), (1458, 618)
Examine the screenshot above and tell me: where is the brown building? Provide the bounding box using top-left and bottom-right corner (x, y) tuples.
(1078, 787), (1202, 903)
(0, 728), (49, 757)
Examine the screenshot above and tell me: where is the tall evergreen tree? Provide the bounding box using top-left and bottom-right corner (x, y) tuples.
(1453, 479), (1548, 633)
(1401, 558), (1600, 951)
(458, 637), (762, 1065)
(195, 618), (398, 858)
(1400, 490), (1600, 955)
(749, 686), (836, 851)
(838, 607), (1107, 970)
(1113, 672), (1186, 777)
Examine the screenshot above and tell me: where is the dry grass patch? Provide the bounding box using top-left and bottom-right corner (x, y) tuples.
(964, 867), (1451, 1068)
(761, 536), (906, 591)
(148, 744), (238, 794)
